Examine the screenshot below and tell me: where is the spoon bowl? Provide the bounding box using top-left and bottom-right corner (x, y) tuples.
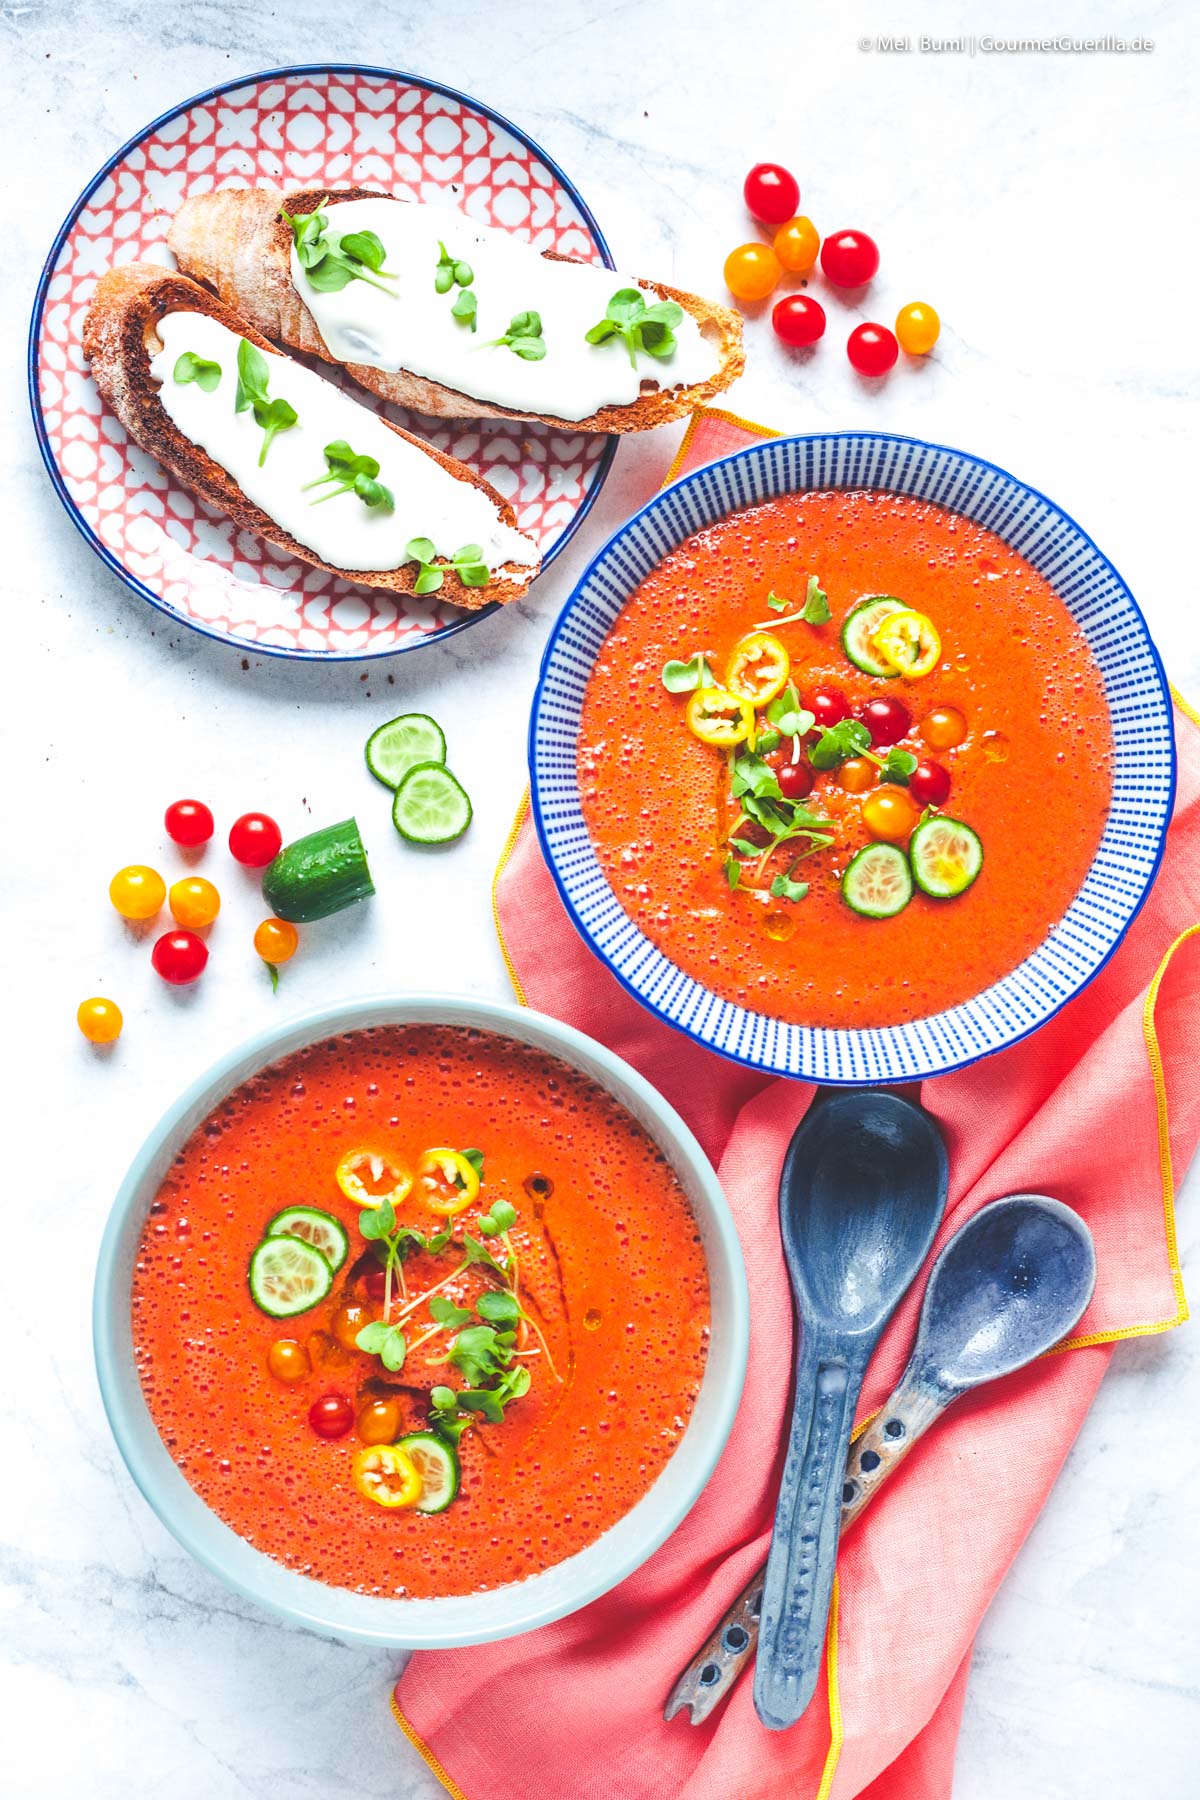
(916, 1194), (1097, 1390)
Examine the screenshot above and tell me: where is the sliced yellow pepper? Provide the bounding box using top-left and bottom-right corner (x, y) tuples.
(725, 632), (790, 706)
(351, 1443), (421, 1509)
(415, 1147), (481, 1217)
(685, 686), (755, 747)
(336, 1149), (413, 1210)
(870, 609), (941, 679)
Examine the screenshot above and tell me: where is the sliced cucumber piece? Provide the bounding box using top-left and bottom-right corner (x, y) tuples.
(266, 1206), (349, 1273)
(842, 842), (913, 919)
(841, 596), (908, 678)
(365, 713), (447, 790)
(248, 1235), (333, 1318)
(392, 762), (473, 845)
(262, 818), (374, 923)
(399, 1432), (460, 1513)
(909, 817), (984, 898)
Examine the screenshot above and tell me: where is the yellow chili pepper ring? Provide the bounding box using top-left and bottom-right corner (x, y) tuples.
(685, 686), (755, 747)
(870, 609), (941, 680)
(352, 1443), (422, 1509)
(335, 1149), (414, 1210)
(416, 1147), (482, 1217)
(725, 632), (790, 706)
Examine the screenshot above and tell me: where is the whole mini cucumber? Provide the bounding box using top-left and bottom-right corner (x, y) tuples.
(261, 818), (375, 922)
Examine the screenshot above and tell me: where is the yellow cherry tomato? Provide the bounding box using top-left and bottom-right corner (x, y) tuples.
(685, 687), (755, 747)
(254, 917), (299, 964)
(77, 997), (123, 1044)
(861, 786), (920, 843)
(267, 1338), (311, 1384)
(773, 216), (820, 274)
(920, 705), (968, 750)
(725, 632), (790, 706)
(895, 302), (941, 356)
(351, 1443), (422, 1509)
(169, 875), (221, 929)
(837, 756), (876, 795)
(336, 1148), (413, 1210)
(416, 1147), (481, 1217)
(723, 242), (782, 302)
(870, 609), (942, 679)
(109, 864), (165, 921)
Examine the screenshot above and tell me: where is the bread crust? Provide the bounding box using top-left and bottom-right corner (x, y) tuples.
(168, 186), (746, 431)
(81, 263), (540, 608)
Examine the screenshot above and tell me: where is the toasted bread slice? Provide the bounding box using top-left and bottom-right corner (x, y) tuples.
(82, 263), (541, 608)
(168, 186), (745, 431)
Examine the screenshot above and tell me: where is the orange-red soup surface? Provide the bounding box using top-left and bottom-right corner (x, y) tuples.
(578, 491), (1113, 1027)
(131, 1026), (709, 1597)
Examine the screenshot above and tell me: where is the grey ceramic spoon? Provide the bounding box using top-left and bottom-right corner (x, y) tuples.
(752, 1092), (948, 1732)
(665, 1193), (1097, 1726)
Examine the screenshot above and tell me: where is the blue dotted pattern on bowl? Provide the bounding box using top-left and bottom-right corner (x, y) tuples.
(529, 433), (1176, 1084)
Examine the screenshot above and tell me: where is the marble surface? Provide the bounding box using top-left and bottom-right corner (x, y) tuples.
(5, 1), (1198, 1794)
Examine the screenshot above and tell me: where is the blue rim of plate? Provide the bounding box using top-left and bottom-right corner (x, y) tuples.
(529, 431), (1177, 1086)
(27, 62), (618, 664)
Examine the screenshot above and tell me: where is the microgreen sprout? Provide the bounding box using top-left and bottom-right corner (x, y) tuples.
(234, 340), (298, 466)
(434, 240), (474, 294)
(281, 197), (399, 296)
(483, 310), (546, 360)
(404, 539), (492, 594)
(302, 439), (394, 512)
(173, 351), (221, 392)
(661, 653), (716, 694)
(585, 288), (683, 369)
(754, 576), (830, 629)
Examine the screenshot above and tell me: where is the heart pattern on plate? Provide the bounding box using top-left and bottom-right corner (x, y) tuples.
(32, 65), (616, 660)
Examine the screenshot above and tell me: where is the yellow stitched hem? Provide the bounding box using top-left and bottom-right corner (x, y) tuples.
(491, 789), (531, 1006)
(660, 405), (779, 487)
(814, 1576), (844, 1800)
(1171, 683), (1200, 728)
(391, 1696), (469, 1800)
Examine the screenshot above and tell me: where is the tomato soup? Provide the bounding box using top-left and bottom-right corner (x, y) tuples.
(131, 1026), (709, 1598)
(578, 491), (1112, 1027)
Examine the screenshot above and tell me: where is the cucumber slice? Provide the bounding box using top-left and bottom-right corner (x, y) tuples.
(365, 713), (447, 790)
(262, 818), (374, 923)
(266, 1206), (349, 1273)
(841, 596), (908, 677)
(248, 1235), (333, 1318)
(842, 842), (913, 919)
(909, 817), (984, 898)
(392, 762), (473, 845)
(399, 1432), (460, 1513)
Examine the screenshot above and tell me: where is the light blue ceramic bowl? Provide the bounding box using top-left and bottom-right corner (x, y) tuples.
(530, 433), (1176, 1085)
(93, 995), (748, 1648)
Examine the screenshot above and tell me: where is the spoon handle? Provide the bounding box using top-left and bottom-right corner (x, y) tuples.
(664, 1370), (949, 1725)
(753, 1330), (864, 1731)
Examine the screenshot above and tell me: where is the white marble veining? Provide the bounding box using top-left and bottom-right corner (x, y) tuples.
(4, 1), (1198, 1795)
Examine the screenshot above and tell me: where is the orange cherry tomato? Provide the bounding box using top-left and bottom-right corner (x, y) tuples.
(773, 216), (820, 274)
(723, 242), (782, 302)
(357, 1398), (403, 1445)
(920, 706), (968, 750)
(109, 864), (165, 921)
(267, 1338), (312, 1384)
(169, 876), (221, 929)
(77, 997), (123, 1044)
(896, 302), (941, 356)
(254, 917), (299, 964)
(331, 1301), (371, 1354)
(837, 757), (876, 795)
(861, 787), (920, 843)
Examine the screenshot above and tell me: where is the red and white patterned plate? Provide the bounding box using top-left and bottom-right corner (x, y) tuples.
(30, 65), (617, 660)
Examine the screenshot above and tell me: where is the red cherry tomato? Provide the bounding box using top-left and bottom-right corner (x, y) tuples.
(806, 687), (849, 729)
(362, 1267), (388, 1304)
(847, 323), (899, 377)
(308, 1393), (355, 1440)
(820, 229), (880, 287)
(777, 760), (814, 800)
(150, 929), (209, 986)
(228, 812), (282, 868)
(743, 162), (800, 225)
(909, 760), (952, 806)
(164, 799), (214, 847)
(860, 696), (912, 746)
(772, 294), (826, 348)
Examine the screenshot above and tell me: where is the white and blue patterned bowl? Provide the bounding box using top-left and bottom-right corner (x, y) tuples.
(529, 434), (1176, 1085)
